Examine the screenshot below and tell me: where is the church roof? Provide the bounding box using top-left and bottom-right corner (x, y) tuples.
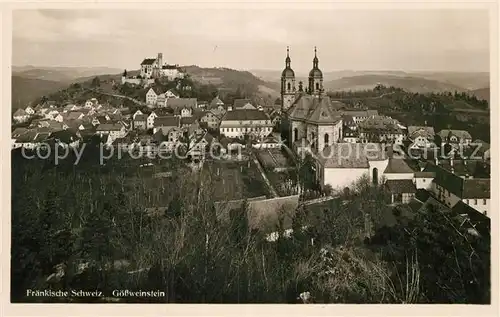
(282, 67), (295, 77)
(309, 68), (323, 77)
(287, 95), (344, 124)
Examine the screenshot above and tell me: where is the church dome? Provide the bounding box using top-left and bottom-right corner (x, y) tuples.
(309, 68), (322, 78)
(282, 67), (295, 77)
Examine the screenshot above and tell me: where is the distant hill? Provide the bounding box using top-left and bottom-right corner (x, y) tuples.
(324, 75), (465, 94)
(469, 87), (490, 103)
(11, 76), (67, 109)
(12, 66), (123, 82)
(409, 72), (490, 91)
(183, 65), (280, 102)
(250, 70), (489, 93)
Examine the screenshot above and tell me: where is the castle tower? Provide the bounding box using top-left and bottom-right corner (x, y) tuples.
(157, 53), (163, 68)
(308, 47), (323, 97)
(281, 46), (296, 111)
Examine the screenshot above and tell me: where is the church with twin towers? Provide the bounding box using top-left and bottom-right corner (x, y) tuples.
(281, 47), (344, 155)
(280, 46), (325, 111)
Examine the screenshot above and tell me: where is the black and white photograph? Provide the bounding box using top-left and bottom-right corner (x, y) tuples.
(5, 2), (496, 309)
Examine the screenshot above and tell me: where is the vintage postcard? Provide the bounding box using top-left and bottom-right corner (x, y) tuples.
(1, 0), (498, 316)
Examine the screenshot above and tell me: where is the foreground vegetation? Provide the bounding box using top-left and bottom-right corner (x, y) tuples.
(11, 141), (490, 303)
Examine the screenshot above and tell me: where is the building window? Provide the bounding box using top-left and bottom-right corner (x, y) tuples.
(324, 133), (329, 146)
(315, 82), (319, 90)
(483, 199), (487, 205)
(484, 210), (487, 216)
(474, 199), (478, 205)
(465, 199), (469, 204)
(287, 82), (291, 91)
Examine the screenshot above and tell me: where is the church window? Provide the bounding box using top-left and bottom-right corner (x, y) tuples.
(287, 82), (291, 91)
(316, 82), (320, 90)
(324, 133), (329, 145)
(294, 128), (298, 142)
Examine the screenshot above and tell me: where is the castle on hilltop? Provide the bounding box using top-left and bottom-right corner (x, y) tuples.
(122, 52), (186, 86)
(140, 53), (186, 80)
(281, 46), (324, 111)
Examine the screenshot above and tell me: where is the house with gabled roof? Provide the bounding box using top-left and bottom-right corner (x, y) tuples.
(63, 104), (79, 112)
(385, 179), (417, 204)
(383, 158), (416, 180)
(210, 96), (225, 111)
(133, 114), (148, 130)
(165, 98), (197, 116)
(436, 129), (472, 148)
(96, 123), (127, 142)
(50, 130), (81, 148)
(165, 89), (179, 99)
(314, 143), (389, 191)
(146, 87), (163, 105)
(66, 111), (85, 121)
(422, 163), (490, 217)
(12, 130), (50, 150)
(132, 109), (144, 119)
(339, 110), (378, 123)
(153, 116), (180, 135)
(232, 99), (255, 110)
(13, 108), (30, 123)
(197, 110), (221, 130)
(25, 106), (35, 115)
(407, 126), (435, 148)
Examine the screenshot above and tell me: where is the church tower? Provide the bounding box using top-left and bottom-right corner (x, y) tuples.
(281, 46), (296, 111)
(308, 47), (323, 97)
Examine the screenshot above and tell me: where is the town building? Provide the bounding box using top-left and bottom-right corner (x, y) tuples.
(96, 123), (127, 143)
(13, 108), (30, 123)
(416, 161), (491, 218)
(313, 143), (389, 191)
(133, 114), (148, 130)
(197, 110), (221, 130)
(219, 109), (273, 139)
(153, 116), (181, 135)
(407, 126), (436, 148)
(436, 129), (473, 148)
(165, 98), (197, 116)
(358, 116), (404, 144)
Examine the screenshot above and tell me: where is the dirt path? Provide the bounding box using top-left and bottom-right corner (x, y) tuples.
(252, 155), (279, 198)
(91, 89), (146, 106)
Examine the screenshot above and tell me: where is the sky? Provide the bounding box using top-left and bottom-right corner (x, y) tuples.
(12, 8), (490, 72)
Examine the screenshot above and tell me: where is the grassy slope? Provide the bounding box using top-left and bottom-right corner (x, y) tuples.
(469, 87), (490, 103)
(11, 76), (67, 109)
